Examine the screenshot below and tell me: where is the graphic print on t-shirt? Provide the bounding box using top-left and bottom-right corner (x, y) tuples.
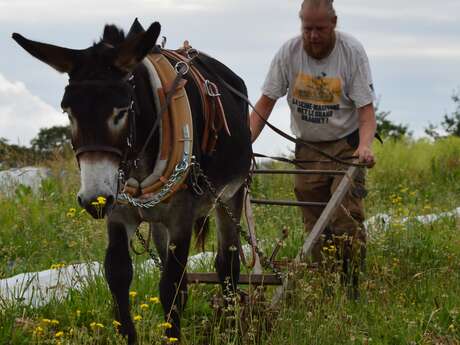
(292, 73), (342, 124)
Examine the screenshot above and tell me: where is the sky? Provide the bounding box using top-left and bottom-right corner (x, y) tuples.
(0, 0), (459, 155)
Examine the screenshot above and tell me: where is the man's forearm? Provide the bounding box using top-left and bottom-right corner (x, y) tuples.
(358, 103), (377, 148)
(250, 95), (277, 142)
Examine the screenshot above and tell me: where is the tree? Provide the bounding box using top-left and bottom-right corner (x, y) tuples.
(425, 90), (460, 139)
(0, 137), (37, 168)
(375, 105), (411, 140)
(31, 125), (72, 154)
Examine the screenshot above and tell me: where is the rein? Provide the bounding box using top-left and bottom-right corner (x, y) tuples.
(252, 152), (358, 168)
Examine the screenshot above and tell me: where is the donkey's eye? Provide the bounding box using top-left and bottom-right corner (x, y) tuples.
(113, 107), (129, 125)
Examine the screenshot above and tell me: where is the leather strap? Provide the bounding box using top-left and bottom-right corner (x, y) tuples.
(75, 145), (123, 158)
(162, 49), (230, 155)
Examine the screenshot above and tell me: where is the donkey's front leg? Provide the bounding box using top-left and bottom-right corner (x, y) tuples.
(104, 221), (136, 344)
(159, 221), (192, 340)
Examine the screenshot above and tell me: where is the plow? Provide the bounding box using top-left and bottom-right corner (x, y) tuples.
(185, 160), (360, 308)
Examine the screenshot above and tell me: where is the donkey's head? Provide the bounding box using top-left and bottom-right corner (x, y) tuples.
(12, 21), (161, 218)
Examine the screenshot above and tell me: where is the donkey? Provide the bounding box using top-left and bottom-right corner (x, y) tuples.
(13, 20), (252, 343)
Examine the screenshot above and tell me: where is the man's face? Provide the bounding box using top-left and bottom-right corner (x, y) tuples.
(300, 5), (337, 59)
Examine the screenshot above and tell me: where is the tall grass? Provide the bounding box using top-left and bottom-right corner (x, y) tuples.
(0, 138), (459, 344)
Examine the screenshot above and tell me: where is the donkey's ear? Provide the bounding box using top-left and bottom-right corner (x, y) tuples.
(127, 18), (146, 38)
(114, 22), (161, 72)
(12, 33), (82, 74)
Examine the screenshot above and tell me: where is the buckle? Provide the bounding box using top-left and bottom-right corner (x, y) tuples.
(205, 80), (221, 97)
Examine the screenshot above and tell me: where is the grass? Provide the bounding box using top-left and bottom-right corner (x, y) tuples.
(1, 137), (460, 344)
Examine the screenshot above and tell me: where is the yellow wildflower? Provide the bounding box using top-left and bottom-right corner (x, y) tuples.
(167, 337), (179, 343)
(51, 319), (59, 325)
(42, 318), (51, 324)
(129, 291), (137, 298)
(97, 196), (107, 205)
(140, 303), (149, 310)
(33, 326), (44, 336)
(55, 331), (64, 338)
(113, 320), (122, 328)
(134, 315), (142, 322)
(149, 297), (160, 304)
(66, 208), (77, 218)
(90, 322), (104, 330)
(158, 322), (172, 329)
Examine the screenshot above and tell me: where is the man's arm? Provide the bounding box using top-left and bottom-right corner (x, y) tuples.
(355, 103), (377, 167)
(249, 95), (277, 143)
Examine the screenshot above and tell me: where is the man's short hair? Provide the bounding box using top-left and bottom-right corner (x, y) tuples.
(300, 0), (336, 18)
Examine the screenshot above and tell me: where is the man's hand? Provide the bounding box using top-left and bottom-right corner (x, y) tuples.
(356, 103), (377, 168)
(354, 145), (376, 168)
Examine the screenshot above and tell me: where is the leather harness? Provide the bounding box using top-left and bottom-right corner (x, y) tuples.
(162, 48), (230, 154)
(121, 46), (230, 202)
(70, 45), (231, 205)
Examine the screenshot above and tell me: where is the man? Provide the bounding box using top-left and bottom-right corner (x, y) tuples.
(250, 0), (377, 292)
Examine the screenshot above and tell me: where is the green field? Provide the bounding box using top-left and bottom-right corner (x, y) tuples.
(1, 137), (460, 344)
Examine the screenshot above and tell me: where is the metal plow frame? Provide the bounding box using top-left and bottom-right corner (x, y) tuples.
(187, 165), (359, 308)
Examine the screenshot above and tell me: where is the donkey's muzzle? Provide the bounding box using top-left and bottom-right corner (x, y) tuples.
(78, 194), (115, 219)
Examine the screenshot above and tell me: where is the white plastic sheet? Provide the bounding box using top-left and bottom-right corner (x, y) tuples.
(364, 207), (460, 232)
(0, 263), (101, 308)
(0, 167), (50, 197)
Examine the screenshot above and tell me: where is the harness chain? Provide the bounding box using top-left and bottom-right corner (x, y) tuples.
(131, 159), (283, 279)
(191, 160), (284, 281)
(135, 227), (164, 272)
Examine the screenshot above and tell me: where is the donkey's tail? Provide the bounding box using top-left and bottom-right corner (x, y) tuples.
(194, 217), (210, 252)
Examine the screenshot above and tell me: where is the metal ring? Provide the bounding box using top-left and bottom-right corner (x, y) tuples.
(175, 61), (189, 75)
(186, 48), (199, 60)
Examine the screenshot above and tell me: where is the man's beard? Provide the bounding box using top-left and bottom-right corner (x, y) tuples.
(303, 32), (336, 60)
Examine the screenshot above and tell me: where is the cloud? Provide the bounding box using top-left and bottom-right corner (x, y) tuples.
(338, 3), (459, 23)
(0, 73), (67, 146)
(1, 0), (459, 155)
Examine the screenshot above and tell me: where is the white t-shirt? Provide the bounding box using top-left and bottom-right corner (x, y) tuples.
(262, 31), (376, 142)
